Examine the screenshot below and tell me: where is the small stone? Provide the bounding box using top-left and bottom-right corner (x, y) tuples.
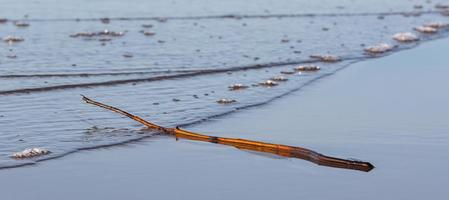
(172, 98), (180, 102)
(0, 18), (7, 23)
(142, 24), (153, 28)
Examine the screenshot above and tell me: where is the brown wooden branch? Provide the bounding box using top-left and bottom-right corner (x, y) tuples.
(82, 95), (374, 172)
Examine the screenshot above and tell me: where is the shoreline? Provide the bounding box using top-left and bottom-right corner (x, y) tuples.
(1, 35), (449, 199)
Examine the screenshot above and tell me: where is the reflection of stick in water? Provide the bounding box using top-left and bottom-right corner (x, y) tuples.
(82, 95), (374, 172)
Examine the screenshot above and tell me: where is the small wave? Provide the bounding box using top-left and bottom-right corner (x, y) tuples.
(7, 10), (442, 23)
(0, 57), (366, 96)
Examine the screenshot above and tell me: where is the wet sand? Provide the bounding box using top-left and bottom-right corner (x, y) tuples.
(1, 36), (449, 199)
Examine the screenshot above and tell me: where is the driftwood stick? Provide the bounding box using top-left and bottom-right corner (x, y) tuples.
(82, 95), (374, 172)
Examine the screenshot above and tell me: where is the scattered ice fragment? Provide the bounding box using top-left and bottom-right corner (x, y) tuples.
(424, 22), (448, 29)
(142, 24), (153, 28)
(70, 32), (96, 38)
(12, 148), (50, 159)
(99, 38), (111, 42)
(99, 29), (125, 37)
(142, 31), (156, 36)
(280, 71), (295, 75)
(156, 17), (168, 23)
(310, 54), (341, 62)
(259, 80), (278, 86)
(441, 10), (449, 16)
(414, 26), (437, 33)
(3, 36), (24, 43)
(123, 53), (133, 58)
(70, 30), (125, 38)
(7, 54), (17, 59)
(364, 43), (394, 54)
(14, 21), (29, 27)
(228, 83), (248, 90)
(271, 75), (288, 81)
(217, 98), (237, 104)
(392, 32), (419, 42)
(294, 65), (320, 71)
(435, 3), (449, 9)
(100, 18), (110, 24)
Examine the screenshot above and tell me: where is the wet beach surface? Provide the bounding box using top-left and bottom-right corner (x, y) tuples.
(1, 0), (449, 174)
(1, 33), (448, 200)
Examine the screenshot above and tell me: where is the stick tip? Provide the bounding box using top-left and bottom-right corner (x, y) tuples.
(80, 94), (90, 102)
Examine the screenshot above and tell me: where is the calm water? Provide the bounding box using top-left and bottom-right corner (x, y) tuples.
(1, 0), (449, 168)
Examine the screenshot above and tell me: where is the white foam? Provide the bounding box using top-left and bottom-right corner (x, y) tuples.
(310, 54), (341, 62)
(12, 148), (50, 159)
(294, 65), (320, 71)
(364, 43), (394, 53)
(260, 80), (279, 86)
(392, 32), (419, 42)
(414, 26), (437, 33)
(216, 98), (237, 104)
(228, 83), (248, 90)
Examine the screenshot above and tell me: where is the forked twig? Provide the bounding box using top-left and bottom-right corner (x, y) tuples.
(82, 95), (374, 172)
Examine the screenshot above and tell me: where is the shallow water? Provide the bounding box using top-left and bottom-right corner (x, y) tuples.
(1, 0), (449, 168)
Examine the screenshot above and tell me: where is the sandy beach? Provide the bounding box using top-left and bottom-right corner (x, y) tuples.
(1, 32), (448, 200)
